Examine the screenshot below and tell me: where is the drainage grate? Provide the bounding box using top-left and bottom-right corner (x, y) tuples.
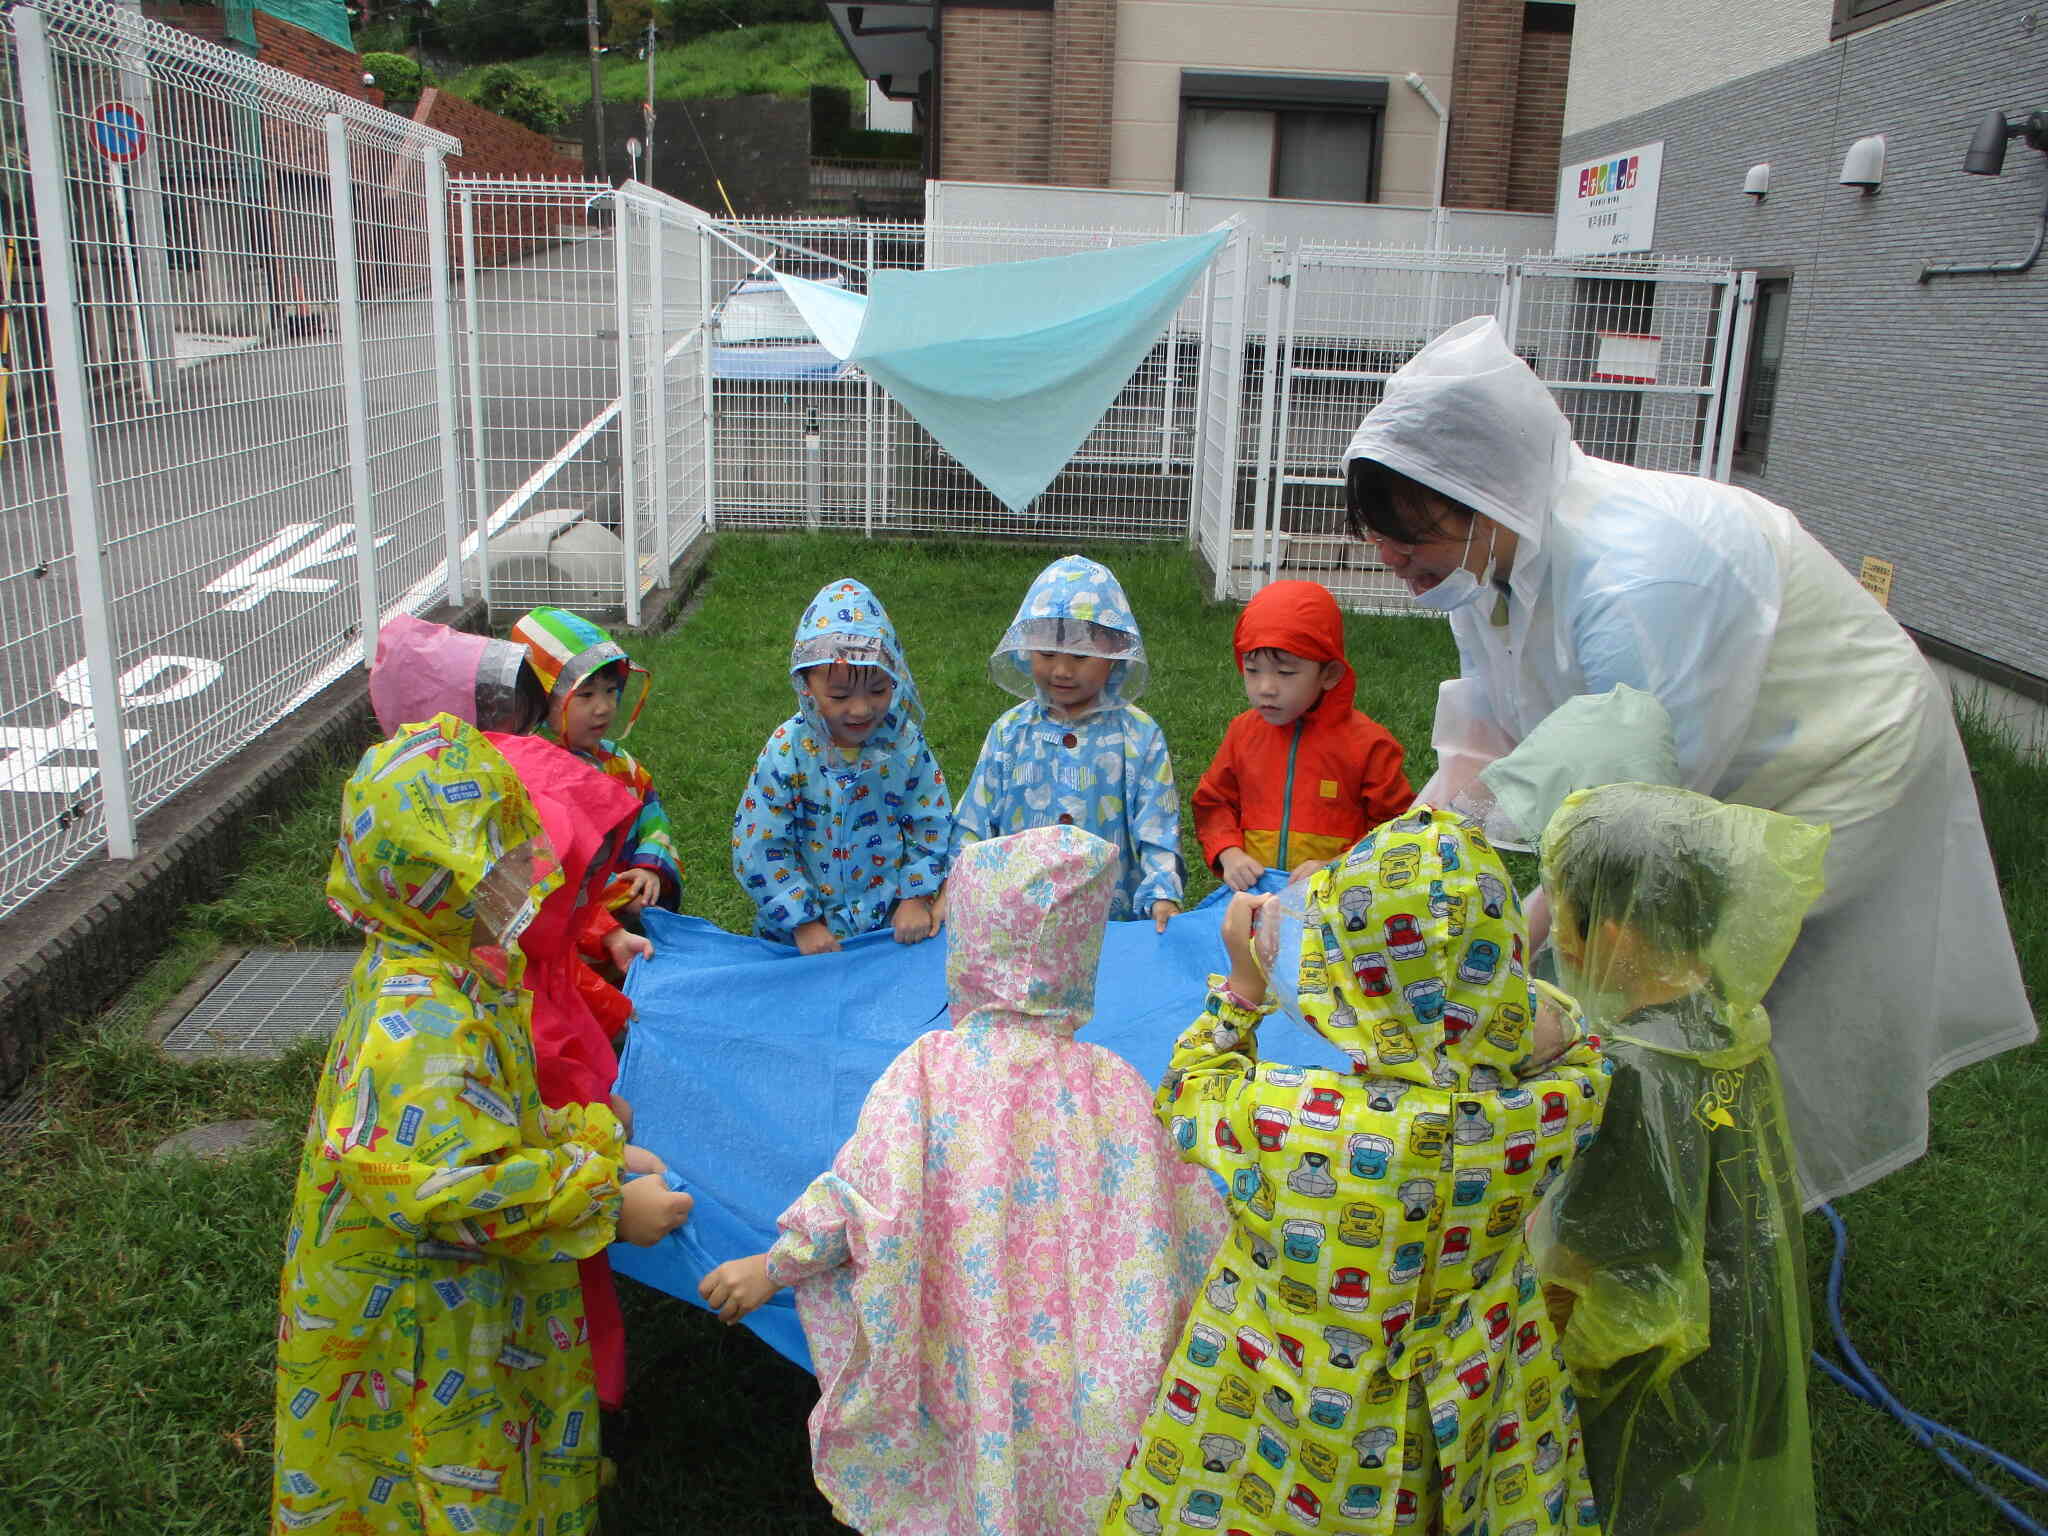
(159, 949), (357, 1058)
(0, 1084), (43, 1157)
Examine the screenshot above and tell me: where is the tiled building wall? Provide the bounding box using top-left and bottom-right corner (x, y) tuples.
(1562, 0), (2048, 679)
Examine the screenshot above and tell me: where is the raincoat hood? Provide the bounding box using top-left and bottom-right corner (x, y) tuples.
(326, 715), (562, 992)
(510, 607), (652, 741)
(368, 613), (539, 737)
(1467, 685), (1679, 848)
(1265, 805), (1536, 1086)
(788, 578), (924, 751)
(1342, 316), (1573, 556)
(989, 555), (1149, 707)
(946, 824), (1117, 1037)
(488, 734), (642, 939)
(1541, 782), (1830, 1055)
(1233, 579), (1355, 718)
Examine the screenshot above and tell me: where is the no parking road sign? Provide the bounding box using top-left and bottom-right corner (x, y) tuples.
(91, 102), (147, 163)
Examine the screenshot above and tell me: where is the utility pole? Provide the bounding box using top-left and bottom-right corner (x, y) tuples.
(642, 15), (657, 187)
(585, 0), (607, 182)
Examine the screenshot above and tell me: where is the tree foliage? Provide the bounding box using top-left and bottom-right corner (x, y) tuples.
(471, 64), (571, 134)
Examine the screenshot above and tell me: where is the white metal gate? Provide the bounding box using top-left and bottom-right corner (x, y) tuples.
(1229, 247), (1743, 610)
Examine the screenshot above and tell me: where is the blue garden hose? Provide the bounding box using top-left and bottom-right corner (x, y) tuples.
(1812, 1202), (2048, 1534)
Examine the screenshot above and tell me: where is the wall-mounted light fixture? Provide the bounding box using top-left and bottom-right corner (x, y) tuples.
(1743, 163), (1771, 199)
(1921, 108), (2048, 282)
(1839, 134), (1886, 192)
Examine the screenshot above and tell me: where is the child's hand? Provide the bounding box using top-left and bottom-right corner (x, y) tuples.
(617, 1176), (693, 1246)
(929, 885), (949, 931)
(1219, 847), (1266, 891)
(623, 1143), (667, 1175)
(698, 1253), (780, 1324)
(1151, 899), (1180, 933)
(892, 896), (935, 945)
(607, 1093), (634, 1142)
(1221, 892), (1275, 1006)
(794, 921), (841, 955)
(615, 868), (663, 912)
(602, 926), (653, 971)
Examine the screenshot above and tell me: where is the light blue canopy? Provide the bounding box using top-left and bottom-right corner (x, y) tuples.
(774, 227), (1228, 513)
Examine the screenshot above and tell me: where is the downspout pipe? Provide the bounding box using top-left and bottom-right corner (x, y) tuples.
(1405, 71), (1450, 252)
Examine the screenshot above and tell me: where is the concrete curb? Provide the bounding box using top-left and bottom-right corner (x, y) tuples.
(0, 598), (479, 1099)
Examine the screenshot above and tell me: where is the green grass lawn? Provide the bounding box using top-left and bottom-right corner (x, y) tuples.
(441, 25), (867, 109)
(1, 532), (2042, 1534)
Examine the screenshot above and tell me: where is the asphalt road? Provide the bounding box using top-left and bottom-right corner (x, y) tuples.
(0, 234), (617, 913)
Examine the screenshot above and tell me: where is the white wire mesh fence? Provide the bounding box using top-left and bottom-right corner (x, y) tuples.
(0, 0), (463, 919)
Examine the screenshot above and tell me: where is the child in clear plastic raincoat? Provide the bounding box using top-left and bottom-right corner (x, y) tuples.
(697, 825), (1228, 1534)
(1528, 782), (1825, 1536)
(273, 717), (691, 1535)
(1104, 808), (1611, 1536)
(732, 578), (957, 952)
(511, 606), (684, 915)
(957, 554), (1183, 928)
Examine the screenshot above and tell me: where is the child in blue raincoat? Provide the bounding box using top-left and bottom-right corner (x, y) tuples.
(956, 554), (1183, 929)
(732, 578), (958, 954)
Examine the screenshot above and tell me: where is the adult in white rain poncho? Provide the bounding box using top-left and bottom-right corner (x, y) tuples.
(1341, 316), (2034, 1205)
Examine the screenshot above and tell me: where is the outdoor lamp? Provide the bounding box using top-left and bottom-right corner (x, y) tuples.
(1743, 163), (1771, 199)
(1921, 107), (2048, 281)
(1839, 135), (1886, 192)
(1964, 107), (2048, 174)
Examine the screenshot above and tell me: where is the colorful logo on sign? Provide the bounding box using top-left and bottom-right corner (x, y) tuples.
(1577, 156), (1638, 200)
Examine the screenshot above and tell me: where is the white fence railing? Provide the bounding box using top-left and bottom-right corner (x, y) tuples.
(0, 0), (461, 917)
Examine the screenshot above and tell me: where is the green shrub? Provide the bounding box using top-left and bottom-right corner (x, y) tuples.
(472, 64), (570, 134)
(361, 51), (426, 106)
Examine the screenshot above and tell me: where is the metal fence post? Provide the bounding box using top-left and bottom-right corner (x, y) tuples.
(458, 185), (493, 610)
(17, 7), (137, 859)
(647, 205), (670, 576)
(1248, 244), (1292, 593)
(324, 114), (380, 667)
(613, 195), (640, 626)
(700, 225), (717, 532)
(425, 149), (464, 606)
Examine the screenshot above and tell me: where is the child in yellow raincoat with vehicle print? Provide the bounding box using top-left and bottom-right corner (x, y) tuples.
(272, 717), (691, 1535)
(1104, 807), (1612, 1536)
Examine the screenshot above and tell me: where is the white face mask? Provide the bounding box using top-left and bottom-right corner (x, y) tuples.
(1410, 519), (1499, 614)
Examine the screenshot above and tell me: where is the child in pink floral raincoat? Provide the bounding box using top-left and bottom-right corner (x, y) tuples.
(700, 824), (1230, 1534)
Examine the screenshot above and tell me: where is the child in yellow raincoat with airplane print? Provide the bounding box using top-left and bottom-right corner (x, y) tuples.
(1104, 807), (1612, 1536)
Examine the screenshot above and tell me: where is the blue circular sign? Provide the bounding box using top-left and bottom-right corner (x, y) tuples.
(91, 102), (147, 163)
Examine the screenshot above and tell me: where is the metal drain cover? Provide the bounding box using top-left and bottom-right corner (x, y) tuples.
(160, 949), (357, 1058)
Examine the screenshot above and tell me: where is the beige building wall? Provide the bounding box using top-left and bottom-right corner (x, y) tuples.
(1108, 0), (1462, 203)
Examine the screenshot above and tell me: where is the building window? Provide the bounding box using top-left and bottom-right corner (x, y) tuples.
(1830, 0), (1943, 38)
(1732, 274), (1791, 475)
(1178, 72), (1387, 203)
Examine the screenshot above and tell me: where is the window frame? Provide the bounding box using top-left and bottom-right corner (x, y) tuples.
(1175, 71), (1389, 204)
(1830, 0), (1943, 40)
(1731, 270), (1793, 477)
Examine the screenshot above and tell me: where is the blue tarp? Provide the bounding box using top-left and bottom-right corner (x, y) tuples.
(608, 877), (1347, 1371)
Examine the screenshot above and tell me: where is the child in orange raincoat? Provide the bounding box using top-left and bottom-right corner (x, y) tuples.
(1192, 580), (1411, 890)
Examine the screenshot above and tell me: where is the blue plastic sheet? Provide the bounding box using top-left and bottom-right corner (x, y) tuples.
(609, 877), (1346, 1371)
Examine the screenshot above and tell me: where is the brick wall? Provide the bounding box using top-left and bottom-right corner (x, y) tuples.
(1051, 0), (1116, 186)
(251, 10), (383, 105)
(1505, 20), (1569, 212)
(938, 7), (1055, 183)
(418, 89), (590, 268)
(1444, 0), (1520, 208)
(1445, 0), (1569, 213)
